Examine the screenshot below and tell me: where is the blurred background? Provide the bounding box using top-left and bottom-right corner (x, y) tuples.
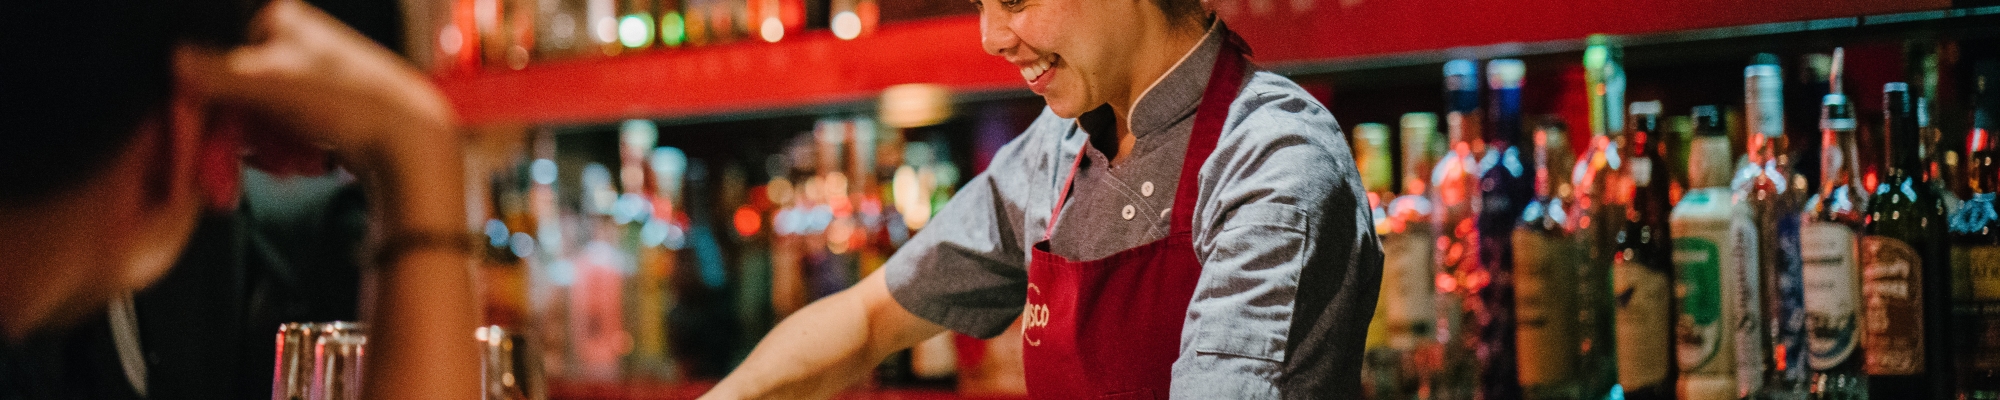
(386, 0), (2000, 398)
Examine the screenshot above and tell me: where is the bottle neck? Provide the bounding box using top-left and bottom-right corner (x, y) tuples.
(1823, 124), (1860, 194)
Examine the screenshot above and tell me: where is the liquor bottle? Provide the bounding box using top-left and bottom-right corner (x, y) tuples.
(1385, 113), (1446, 399)
(1480, 58), (1532, 400)
(1514, 118), (1582, 400)
(1862, 83), (1952, 400)
(1358, 122), (1406, 399)
(1741, 54), (1811, 400)
(1576, 38), (1628, 400)
(1614, 101), (1677, 400)
(1804, 80), (1869, 398)
(1673, 106), (1764, 400)
(1950, 58), (2000, 400)
(1434, 59), (1488, 400)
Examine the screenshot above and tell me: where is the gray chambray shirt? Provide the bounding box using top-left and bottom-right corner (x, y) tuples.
(883, 23), (1381, 399)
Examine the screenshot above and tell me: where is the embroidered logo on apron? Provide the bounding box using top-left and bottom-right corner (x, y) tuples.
(1024, 283), (1050, 346)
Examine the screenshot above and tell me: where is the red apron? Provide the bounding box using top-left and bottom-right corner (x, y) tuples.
(1022, 39), (1249, 399)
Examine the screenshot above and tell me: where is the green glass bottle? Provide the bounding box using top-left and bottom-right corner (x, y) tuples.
(1862, 83), (1953, 400)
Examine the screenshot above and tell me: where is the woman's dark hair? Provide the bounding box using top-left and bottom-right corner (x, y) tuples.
(1156, 0), (1208, 28)
(0, 0), (265, 205)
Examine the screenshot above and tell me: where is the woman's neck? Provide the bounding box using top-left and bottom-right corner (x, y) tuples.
(1106, 22), (1210, 165)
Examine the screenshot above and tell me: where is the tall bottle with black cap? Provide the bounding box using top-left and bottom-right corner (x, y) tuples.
(1802, 48), (1868, 399)
(1862, 82), (1952, 400)
(1514, 117), (1582, 400)
(1673, 105), (1764, 400)
(1434, 59), (1487, 400)
(1614, 101), (1676, 400)
(1479, 58), (1532, 400)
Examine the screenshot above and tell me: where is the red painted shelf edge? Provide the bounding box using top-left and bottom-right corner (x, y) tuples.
(439, 0), (1950, 126)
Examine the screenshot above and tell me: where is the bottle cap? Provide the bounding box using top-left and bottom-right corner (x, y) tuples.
(1629, 101), (1661, 115)
(1487, 59), (1525, 90)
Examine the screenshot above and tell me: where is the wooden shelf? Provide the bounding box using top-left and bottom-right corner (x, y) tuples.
(437, 0), (1957, 127)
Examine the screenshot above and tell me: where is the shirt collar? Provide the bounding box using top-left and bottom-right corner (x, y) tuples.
(1076, 21), (1232, 140)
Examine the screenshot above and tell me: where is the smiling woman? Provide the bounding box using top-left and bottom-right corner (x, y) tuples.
(701, 0), (1378, 397)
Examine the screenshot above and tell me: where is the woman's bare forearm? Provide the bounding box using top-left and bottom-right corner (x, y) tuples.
(703, 270), (946, 399)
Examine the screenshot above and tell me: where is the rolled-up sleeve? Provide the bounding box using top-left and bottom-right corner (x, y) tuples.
(1173, 77), (1383, 399)
(883, 110), (1078, 338)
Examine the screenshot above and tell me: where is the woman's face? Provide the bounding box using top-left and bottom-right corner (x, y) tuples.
(977, 0), (1147, 118)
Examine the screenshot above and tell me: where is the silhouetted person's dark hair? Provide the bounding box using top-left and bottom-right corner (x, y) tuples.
(0, 0), (265, 205)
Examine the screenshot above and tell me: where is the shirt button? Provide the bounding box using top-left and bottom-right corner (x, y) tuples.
(1140, 181), (1155, 197)
(1122, 205), (1137, 220)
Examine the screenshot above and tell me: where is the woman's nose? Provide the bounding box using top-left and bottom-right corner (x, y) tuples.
(979, 6), (1018, 57)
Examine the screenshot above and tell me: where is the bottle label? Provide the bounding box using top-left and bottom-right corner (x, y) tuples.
(1514, 230), (1579, 386)
(1802, 223), (1860, 370)
(1729, 218), (1765, 395)
(1674, 237), (1725, 373)
(1861, 236), (1925, 375)
(1773, 215), (1808, 381)
(1381, 231), (1438, 348)
(1962, 246), (2000, 370)
(1615, 255), (1672, 389)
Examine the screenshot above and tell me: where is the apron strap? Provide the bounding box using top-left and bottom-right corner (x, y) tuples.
(1043, 32), (1252, 240)
(1169, 37), (1248, 235)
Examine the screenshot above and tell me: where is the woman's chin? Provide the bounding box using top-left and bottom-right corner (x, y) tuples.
(1044, 97), (1093, 119)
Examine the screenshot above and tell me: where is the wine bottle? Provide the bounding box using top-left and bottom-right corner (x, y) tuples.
(1614, 101), (1677, 400)
(1515, 118), (1582, 400)
(1480, 58), (1533, 400)
(1862, 82), (1953, 400)
(1673, 105), (1764, 400)
(1949, 58), (2000, 400)
(1803, 68), (1869, 398)
(1434, 59), (1488, 400)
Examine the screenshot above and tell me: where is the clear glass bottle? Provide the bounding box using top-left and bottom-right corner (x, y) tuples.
(1433, 59), (1488, 400)
(1740, 54), (1811, 400)
(1804, 87), (1869, 399)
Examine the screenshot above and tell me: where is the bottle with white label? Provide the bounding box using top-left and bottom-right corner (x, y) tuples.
(1614, 101), (1675, 400)
(1741, 54), (1811, 400)
(1391, 112), (1446, 394)
(1863, 83), (1952, 400)
(1674, 106), (1764, 400)
(1804, 86), (1869, 398)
